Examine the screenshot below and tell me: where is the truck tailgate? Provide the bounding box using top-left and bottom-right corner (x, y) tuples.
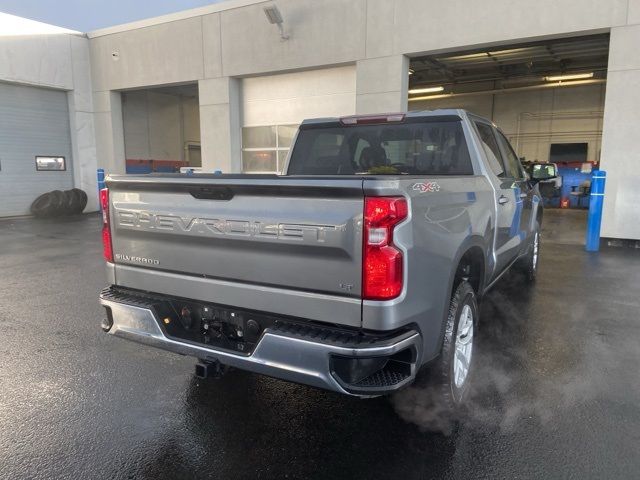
(107, 176), (364, 302)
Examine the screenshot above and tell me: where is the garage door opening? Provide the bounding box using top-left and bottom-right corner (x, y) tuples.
(121, 83), (200, 174)
(408, 34), (610, 245)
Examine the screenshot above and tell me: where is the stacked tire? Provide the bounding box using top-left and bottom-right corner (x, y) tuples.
(30, 189), (88, 218)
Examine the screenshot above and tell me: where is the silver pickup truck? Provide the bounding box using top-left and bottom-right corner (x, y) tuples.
(99, 109), (554, 409)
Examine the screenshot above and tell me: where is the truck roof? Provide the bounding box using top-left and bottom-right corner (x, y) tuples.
(299, 108), (489, 126)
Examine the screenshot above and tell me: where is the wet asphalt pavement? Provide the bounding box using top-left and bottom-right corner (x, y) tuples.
(1, 212), (639, 479)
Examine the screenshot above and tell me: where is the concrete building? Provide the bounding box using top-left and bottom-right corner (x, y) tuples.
(0, 13), (98, 212)
(1, 0), (639, 242)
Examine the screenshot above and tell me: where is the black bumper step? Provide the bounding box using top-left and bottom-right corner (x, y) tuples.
(100, 285), (414, 350)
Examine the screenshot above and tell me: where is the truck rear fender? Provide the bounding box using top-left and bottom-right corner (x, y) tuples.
(432, 234), (489, 358)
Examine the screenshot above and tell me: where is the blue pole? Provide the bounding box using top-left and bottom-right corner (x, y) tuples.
(97, 168), (105, 212)
(585, 170), (606, 252)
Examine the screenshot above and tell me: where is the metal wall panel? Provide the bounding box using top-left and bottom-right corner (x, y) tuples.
(0, 83), (73, 217)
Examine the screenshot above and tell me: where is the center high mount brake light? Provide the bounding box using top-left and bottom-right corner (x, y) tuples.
(340, 113), (406, 125)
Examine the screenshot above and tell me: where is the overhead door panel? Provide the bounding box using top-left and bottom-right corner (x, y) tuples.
(0, 83), (73, 217)
(241, 66), (356, 173)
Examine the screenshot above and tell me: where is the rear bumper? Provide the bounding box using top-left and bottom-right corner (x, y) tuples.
(99, 288), (422, 397)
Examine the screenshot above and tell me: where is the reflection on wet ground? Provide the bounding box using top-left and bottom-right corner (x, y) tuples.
(543, 208), (588, 245)
(0, 213), (638, 479)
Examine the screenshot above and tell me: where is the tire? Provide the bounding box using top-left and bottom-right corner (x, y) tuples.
(66, 189), (84, 215)
(392, 281), (478, 431)
(429, 280), (478, 410)
(516, 221), (540, 283)
(71, 188), (88, 214)
(30, 192), (56, 217)
(48, 190), (67, 216)
(62, 190), (76, 215)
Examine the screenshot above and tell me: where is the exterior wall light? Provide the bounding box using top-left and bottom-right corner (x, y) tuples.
(263, 5), (289, 40)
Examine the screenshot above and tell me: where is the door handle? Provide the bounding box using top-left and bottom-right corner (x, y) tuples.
(498, 195), (509, 205)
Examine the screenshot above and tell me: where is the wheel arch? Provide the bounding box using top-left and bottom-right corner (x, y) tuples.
(449, 235), (488, 298)
(427, 239), (485, 380)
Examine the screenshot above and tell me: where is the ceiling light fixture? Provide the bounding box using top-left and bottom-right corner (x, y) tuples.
(545, 72), (594, 82)
(263, 5), (289, 40)
(408, 86), (444, 94)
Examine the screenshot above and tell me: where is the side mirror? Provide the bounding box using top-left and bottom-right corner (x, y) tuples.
(531, 163), (558, 182)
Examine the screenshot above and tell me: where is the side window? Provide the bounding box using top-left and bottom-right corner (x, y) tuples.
(496, 131), (524, 179)
(474, 122), (504, 177)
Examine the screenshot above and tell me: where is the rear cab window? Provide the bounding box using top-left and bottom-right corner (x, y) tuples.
(286, 117), (473, 176)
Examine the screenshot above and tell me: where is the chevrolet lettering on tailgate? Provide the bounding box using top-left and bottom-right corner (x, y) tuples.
(116, 209), (340, 242)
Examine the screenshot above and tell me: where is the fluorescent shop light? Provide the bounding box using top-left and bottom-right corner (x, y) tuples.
(408, 86), (444, 94)
(545, 72), (594, 82)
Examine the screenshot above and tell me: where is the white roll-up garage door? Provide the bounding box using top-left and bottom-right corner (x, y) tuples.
(0, 83), (73, 217)
(241, 65), (356, 173)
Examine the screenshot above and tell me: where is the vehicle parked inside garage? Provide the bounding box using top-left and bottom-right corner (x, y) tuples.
(98, 109), (554, 411)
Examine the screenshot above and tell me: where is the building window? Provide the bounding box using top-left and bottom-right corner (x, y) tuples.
(242, 124), (297, 173)
(35, 156), (66, 171)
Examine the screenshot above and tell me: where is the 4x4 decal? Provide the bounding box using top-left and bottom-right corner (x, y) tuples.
(412, 182), (441, 193)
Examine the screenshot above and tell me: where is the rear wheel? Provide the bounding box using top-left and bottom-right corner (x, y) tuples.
(390, 281), (478, 431)
(434, 280), (477, 408)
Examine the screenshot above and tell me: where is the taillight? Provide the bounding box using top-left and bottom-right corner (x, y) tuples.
(100, 188), (113, 263)
(363, 196), (408, 300)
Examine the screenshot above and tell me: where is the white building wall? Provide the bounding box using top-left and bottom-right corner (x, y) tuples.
(86, 0), (631, 168)
(93, 90), (125, 175)
(218, 0), (366, 77)
(84, 0), (640, 239)
(89, 16), (205, 92)
(356, 55), (409, 114)
(599, 21), (640, 240)
(0, 34), (73, 88)
(68, 36), (99, 212)
(199, 77), (242, 173)
(387, 0), (627, 56)
(242, 66), (356, 126)
(0, 32), (99, 212)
